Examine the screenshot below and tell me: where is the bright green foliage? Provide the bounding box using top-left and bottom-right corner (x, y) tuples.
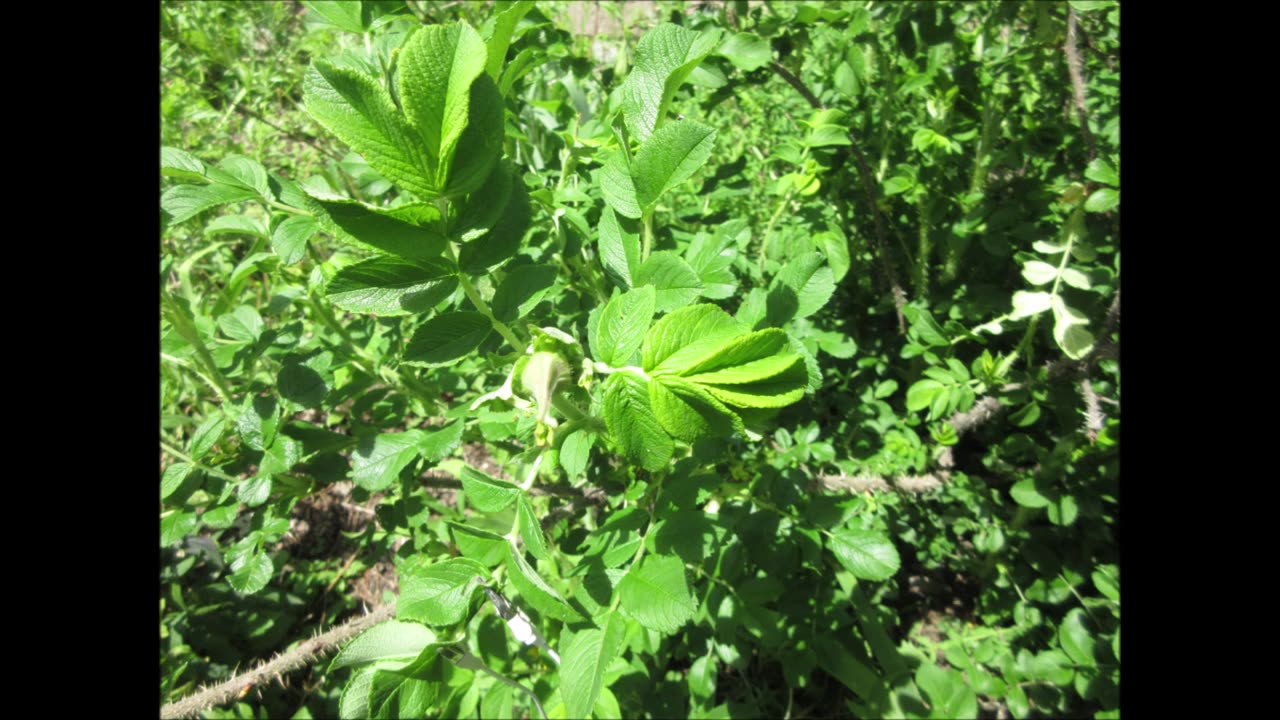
(620, 23), (722, 141)
(398, 556), (489, 625)
(162, 3), (1119, 718)
(559, 613), (626, 717)
(326, 257), (457, 315)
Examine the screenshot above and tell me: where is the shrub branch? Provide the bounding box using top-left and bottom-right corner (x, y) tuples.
(160, 603), (397, 719)
(1064, 6), (1097, 160)
(768, 61), (908, 333)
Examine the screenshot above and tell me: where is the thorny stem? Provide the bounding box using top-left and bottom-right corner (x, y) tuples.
(767, 60), (907, 333)
(1064, 6), (1098, 161)
(160, 603), (398, 719)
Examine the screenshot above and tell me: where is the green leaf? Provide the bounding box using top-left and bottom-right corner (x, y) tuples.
(351, 432), (425, 491)
(904, 306), (949, 347)
(216, 155), (271, 196)
(517, 495), (550, 562)
(201, 504), (239, 529)
(828, 527), (901, 581)
(621, 23), (722, 141)
(161, 511), (199, 546)
(675, 328), (786, 377)
(1021, 260), (1059, 285)
(834, 61), (857, 97)
(1085, 187), (1119, 213)
(594, 285), (656, 367)
(160, 146), (206, 181)
(650, 375), (742, 442)
(492, 264), (556, 323)
(368, 665), (441, 719)
(339, 667), (375, 719)
(815, 229), (851, 282)
(632, 120), (717, 211)
(161, 183), (260, 225)
(457, 169), (531, 273)
(642, 304), (744, 374)
(718, 32), (772, 71)
(906, 379), (944, 412)
(278, 354), (332, 409)
(162, 462), (195, 501)
(205, 214), (268, 239)
(635, 251), (703, 313)
(689, 654), (715, 700)
(450, 522), (508, 567)
(1010, 290), (1053, 319)
(398, 556), (489, 625)
(683, 351), (801, 386)
(599, 150), (642, 220)
(403, 312), (492, 366)
(1084, 158), (1119, 187)
(602, 372), (673, 471)
(444, 74), (505, 197)
(504, 542), (581, 621)
(304, 61), (437, 199)
(1010, 477), (1050, 508)
(455, 158), (514, 240)
(686, 231), (738, 300)
(618, 554), (696, 634)
(813, 635), (880, 701)
(189, 414), (227, 461)
(271, 215), (317, 265)
(915, 663), (978, 719)
(327, 256), (457, 316)
(597, 206), (641, 288)
(701, 359), (804, 407)
(483, 1), (534, 80)
(332, 621), (442, 669)
(769, 252), (834, 322)
(304, 0), (369, 33)
(560, 613), (627, 717)
(228, 551), (273, 594)
(238, 475), (272, 506)
(237, 395), (280, 452)
(260, 435), (303, 475)
(559, 431), (593, 480)
(398, 21), (489, 189)
(1059, 267), (1092, 290)
(217, 305), (264, 342)
(1051, 296), (1095, 359)
(1059, 608), (1097, 668)
(306, 192), (446, 261)
(459, 465), (520, 513)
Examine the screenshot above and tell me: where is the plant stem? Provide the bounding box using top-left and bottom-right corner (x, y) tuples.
(161, 290), (234, 402)
(160, 603), (397, 719)
(456, 271), (527, 352)
(641, 211), (654, 263)
(160, 441), (241, 484)
(758, 185), (796, 271)
(914, 195), (932, 299)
